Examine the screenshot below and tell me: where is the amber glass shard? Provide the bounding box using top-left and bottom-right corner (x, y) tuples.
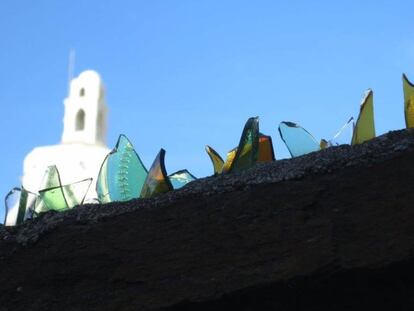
(97, 134), (148, 203)
(5, 187), (37, 226)
(221, 148), (237, 173)
(229, 117), (260, 173)
(168, 170), (197, 189)
(258, 134), (275, 162)
(140, 149), (173, 198)
(278, 121), (320, 157)
(351, 90), (375, 145)
(205, 145), (224, 175)
(403, 74), (414, 128)
(319, 139), (329, 149)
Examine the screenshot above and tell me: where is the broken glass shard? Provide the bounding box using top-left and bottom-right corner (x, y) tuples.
(403, 74), (414, 128)
(140, 149), (173, 198)
(97, 134), (148, 203)
(228, 117), (260, 173)
(258, 133), (275, 162)
(351, 89), (375, 145)
(278, 121), (320, 157)
(168, 169), (196, 189)
(4, 187), (37, 226)
(205, 145), (224, 175)
(38, 178), (92, 211)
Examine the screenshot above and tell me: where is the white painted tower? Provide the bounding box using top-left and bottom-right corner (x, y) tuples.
(22, 70), (110, 200)
(62, 70), (107, 145)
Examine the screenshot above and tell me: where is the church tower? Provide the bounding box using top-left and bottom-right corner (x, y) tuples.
(62, 70), (107, 145)
(22, 70), (110, 200)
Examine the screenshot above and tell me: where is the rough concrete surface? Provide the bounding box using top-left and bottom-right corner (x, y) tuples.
(1, 129), (414, 310)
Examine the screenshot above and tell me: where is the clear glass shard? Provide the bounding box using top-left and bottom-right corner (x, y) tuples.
(21, 187), (37, 221)
(328, 117), (354, 146)
(351, 89), (375, 145)
(4, 188), (22, 226)
(168, 170), (197, 189)
(5, 188), (37, 226)
(62, 178), (92, 208)
(97, 134), (148, 203)
(205, 145), (224, 175)
(140, 149), (173, 198)
(278, 121), (320, 157)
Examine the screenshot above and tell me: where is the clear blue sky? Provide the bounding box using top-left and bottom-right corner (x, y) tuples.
(1, 1), (414, 221)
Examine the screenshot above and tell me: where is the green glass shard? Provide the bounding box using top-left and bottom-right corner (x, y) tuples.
(168, 169), (197, 189)
(38, 185), (68, 211)
(402, 74), (414, 128)
(34, 165), (91, 213)
(228, 117), (260, 173)
(140, 149), (173, 198)
(35, 165), (63, 214)
(38, 178), (92, 211)
(278, 121), (320, 157)
(4, 187), (37, 226)
(258, 133), (275, 162)
(205, 145), (224, 175)
(351, 89), (375, 145)
(97, 134), (148, 203)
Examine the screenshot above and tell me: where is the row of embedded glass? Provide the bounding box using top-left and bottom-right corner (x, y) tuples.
(4, 73), (414, 226)
(4, 139), (197, 227)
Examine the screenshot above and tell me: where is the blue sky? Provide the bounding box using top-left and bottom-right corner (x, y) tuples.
(1, 1), (414, 221)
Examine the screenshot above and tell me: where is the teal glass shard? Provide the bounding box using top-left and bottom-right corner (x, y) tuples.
(278, 121), (320, 157)
(97, 134), (148, 203)
(228, 117), (260, 173)
(38, 178), (92, 211)
(140, 149), (173, 198)
(168, 170), (197, 189)
(4, 187), (37, 226)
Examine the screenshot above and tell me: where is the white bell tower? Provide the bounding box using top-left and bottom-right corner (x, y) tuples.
(22, 70), (110, 201)
(62, 70), (107, 145)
